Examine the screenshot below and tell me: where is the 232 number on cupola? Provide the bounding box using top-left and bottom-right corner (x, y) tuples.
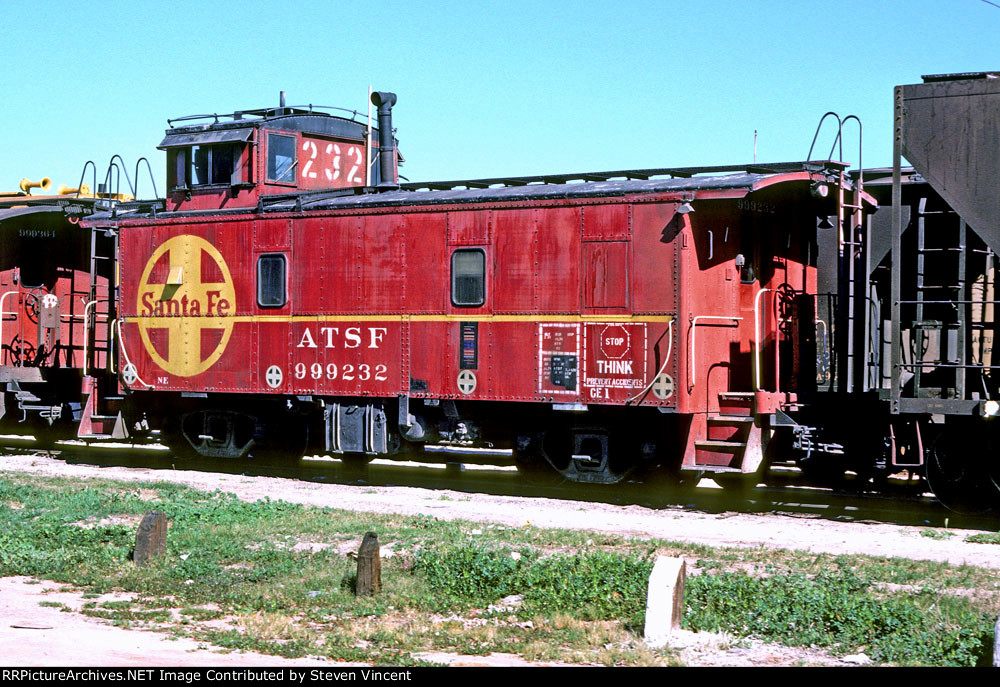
(298, 136), (365, 189)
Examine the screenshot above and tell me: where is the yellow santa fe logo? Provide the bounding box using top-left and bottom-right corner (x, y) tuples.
(136, 234), (236, 377)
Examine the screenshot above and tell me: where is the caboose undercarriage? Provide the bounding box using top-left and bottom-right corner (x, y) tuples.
(127, 385), (1000, 514)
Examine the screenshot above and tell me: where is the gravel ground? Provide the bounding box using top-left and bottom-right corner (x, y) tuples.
(1, 450), (998, 667)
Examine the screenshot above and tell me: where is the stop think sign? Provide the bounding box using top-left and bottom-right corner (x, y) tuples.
(600, 324), (631, 359)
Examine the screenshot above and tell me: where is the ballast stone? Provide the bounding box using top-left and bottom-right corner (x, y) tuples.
(644, 556), (686, 648)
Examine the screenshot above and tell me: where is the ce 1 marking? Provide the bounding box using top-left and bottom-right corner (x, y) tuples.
(293, 362), (388, 382)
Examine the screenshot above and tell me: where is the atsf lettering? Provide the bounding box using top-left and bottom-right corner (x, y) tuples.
(297, 326), (387, 349)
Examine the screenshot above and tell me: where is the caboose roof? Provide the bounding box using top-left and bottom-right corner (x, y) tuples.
(96, 161), (866, 222)
(157, 106), (375, 150)
(261, 161), (849, 213)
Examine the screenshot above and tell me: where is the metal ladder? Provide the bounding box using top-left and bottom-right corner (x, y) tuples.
(897, 194), (999, 402)
(693, 392), (764, 474)
(807, 112), (868, 394)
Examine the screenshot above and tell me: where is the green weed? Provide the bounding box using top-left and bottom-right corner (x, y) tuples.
(684, 566), (993, 666)
(920, 529), (955, 540)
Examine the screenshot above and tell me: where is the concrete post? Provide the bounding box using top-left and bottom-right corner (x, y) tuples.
(644, 556), (686, 648)
(355, 532), (381, 596)
(133, 511), (167, 566)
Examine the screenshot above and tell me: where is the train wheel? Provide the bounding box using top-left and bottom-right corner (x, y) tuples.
(925, 429), (999, 514)
(248, 419), (309, 466)
(32, 408), (75, 451)
(513, 435), (560, 484)
(163, 433), (199, 461)
(163, 410), (255, 461)
(32, 425), (64, 451)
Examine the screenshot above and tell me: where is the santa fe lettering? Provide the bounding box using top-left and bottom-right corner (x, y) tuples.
(140, 290), (230, 317)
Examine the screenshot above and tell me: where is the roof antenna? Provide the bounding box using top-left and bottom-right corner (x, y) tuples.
(754, 130), (758, 163)
(280, 91), (286, 109)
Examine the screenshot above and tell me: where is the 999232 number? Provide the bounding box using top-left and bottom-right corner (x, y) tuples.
(293, 362), (388, 382)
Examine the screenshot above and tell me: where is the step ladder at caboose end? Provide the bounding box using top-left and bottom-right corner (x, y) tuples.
(77, 375), (127, 440)
(693, 391), (765, 475)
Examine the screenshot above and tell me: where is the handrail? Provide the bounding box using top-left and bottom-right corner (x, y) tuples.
(76, 161), (97, 201)
(688, 315), (742, 392)
(167, 103), (366, 128)
(807, 112), (844, 162)
(626, 318), (674, 403)
(815, 318), (828, 347)
(842, 115), (863, 198)
(754, 289), (773, 391)
(82, 301), (96, 375)
(0, 290), (20, 366)
(115, 319), (150, 388)
(108, 318), (116, 374)
(134, 157), (159, 199)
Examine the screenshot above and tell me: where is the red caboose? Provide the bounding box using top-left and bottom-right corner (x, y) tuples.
(0, 178), (117, 442)
(103, 92), (863, 484)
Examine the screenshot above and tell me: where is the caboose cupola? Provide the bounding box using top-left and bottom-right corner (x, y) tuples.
(158, 91), (399, 212)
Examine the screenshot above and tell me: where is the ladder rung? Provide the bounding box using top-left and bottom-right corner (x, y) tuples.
(695, 440), (747, 450)
(709, 415), (755, 423)
(695, 466), (745, 474)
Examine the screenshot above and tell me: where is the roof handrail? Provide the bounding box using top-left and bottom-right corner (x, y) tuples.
(167, 104), (366, 128)
(807, 112), (844, 163)
(133, 157), (159, 200)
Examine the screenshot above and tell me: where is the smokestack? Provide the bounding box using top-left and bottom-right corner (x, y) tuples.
(370, 91), (398, 188)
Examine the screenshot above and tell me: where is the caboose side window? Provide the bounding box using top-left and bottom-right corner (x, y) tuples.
(191, 146), (209, 185)
(257, 254), (287, 308)
(212, 145), (235, 184)
(188, 144), (239, 186)
(451, 249), (485, 307)
(267, 133), (296, 184)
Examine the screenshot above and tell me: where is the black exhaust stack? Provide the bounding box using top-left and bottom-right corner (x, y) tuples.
(370, 91), (398, 188)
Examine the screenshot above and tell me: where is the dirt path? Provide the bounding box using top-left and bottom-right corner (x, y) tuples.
(0, 576), (345, 667)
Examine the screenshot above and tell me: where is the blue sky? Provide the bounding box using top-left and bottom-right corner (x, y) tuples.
(2, 0), (997, 195)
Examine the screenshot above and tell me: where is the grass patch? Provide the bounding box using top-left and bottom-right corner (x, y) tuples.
(966, 532), (1000, 545)
(0, 472), (997, 667)
(415, 545), (653, 627)
(685, 566), (993, 666)
(920, 529), (955, 540)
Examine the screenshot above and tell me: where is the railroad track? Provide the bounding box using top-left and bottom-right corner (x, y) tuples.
(1, 434), (996, 531)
